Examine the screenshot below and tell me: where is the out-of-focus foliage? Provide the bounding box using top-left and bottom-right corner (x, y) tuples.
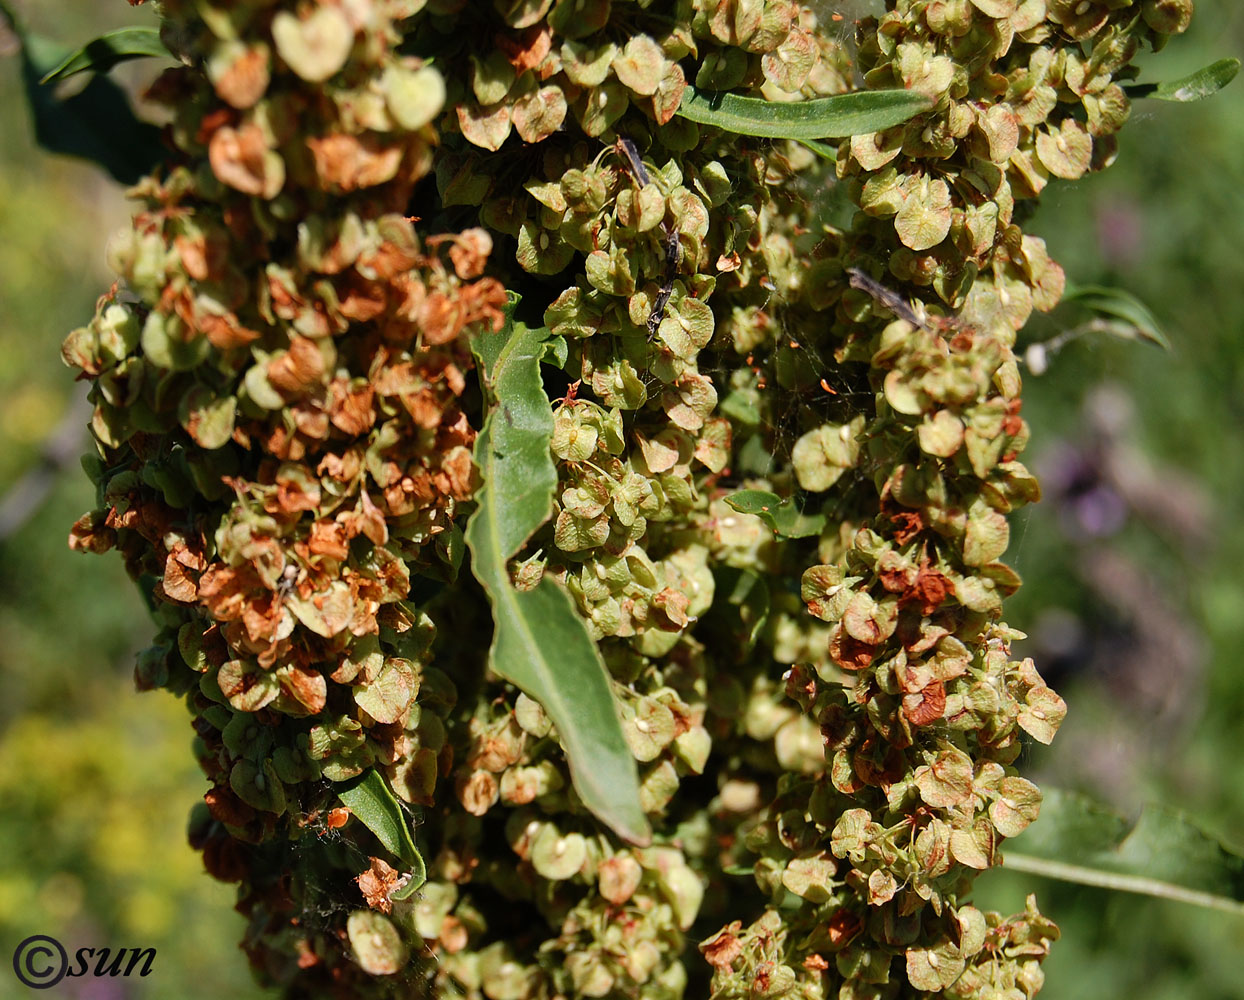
(0, 2), (270, 997)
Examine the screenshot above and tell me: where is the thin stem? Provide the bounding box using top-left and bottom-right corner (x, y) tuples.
(1001, 852), (1244, 915)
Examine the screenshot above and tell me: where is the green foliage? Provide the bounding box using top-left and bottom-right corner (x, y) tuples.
(1123, 56), (1240, 101)
(466, 308), (650, 845)
(675, 84), (933, 140)
(0, 2), (163, 183)
(1061, 284), (1170, 348)
(38, 26), (171, 83)
(1002, 788), (1244, 914)
(337, 770), (426, 898)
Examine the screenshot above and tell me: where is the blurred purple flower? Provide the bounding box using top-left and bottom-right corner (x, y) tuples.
(1096, 199), (1145, 270)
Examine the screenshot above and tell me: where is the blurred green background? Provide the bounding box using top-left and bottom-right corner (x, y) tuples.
(0, 2), (1240, 998)
(0, 2), (269, 997)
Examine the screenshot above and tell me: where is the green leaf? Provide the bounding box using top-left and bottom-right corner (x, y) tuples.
(794, 137), (838, 161)
(465, 303), (651, 846)
(675, 85), (934, 141)
(4, 6), (165, 184)
(337, 770), (426, 900)
(1063, 284), (1170, 350)
(1001, 787), (1244, 914)
(1124, 57), (1239, 102)
(39, 27), (172, 84)
(724, 489), (826, 540)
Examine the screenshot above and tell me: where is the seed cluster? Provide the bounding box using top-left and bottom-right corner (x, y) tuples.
(65, 0), (1190, 997)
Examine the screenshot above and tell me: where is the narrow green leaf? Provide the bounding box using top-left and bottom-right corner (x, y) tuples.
(676, 85), (934, 141)
(337, 770), (427, 899)
(1124, 57), (1239, 102)
(723, 865), (755, 876)
(794, 137), (838, 161)
(5, 9), (164, 184)
(465, 306), (651, 846)
(725, 489), (826, 540)
(40, 27), (173, 84)
(1063, 284), (1170, 350)
(1001, 787), (1244, 914)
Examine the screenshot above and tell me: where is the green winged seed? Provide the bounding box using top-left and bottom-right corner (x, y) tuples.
(791, 417), (864, 492)
(530, 826), (588, 880)
(347, 911), (409, 976)
(612, 35), (665, 96)
(895, 175), (953, 251)
(352, 657), (415, 724)
(271, 7), (353, 83)
(383, 64), (445, 130)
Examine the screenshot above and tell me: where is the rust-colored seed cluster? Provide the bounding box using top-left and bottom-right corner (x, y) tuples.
(64, 1), (507, 991)
(65, 0), (1189, 996)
